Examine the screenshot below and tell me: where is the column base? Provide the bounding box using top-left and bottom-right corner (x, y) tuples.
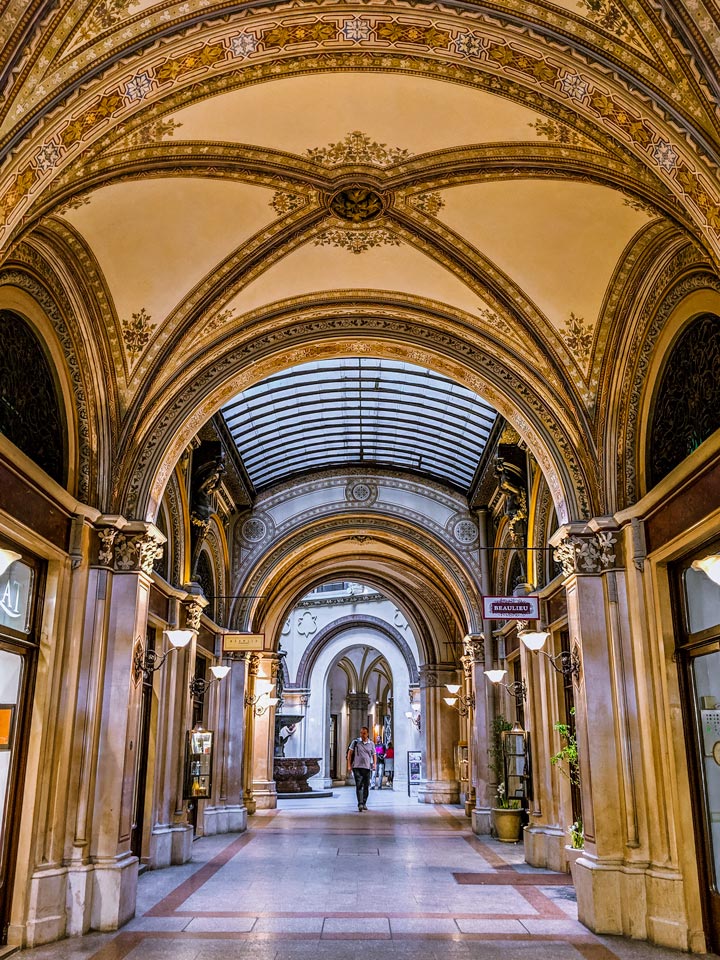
(471, 806), (492, 835)
(417, 779), (460, 804)
(574, 854), (699, 952)
(524, 824), (567, 872)
(252, 779), (278, 809)
(11, 865), (69, 946)
(90, 853), (138, 931)
(203, 804), (247, 834)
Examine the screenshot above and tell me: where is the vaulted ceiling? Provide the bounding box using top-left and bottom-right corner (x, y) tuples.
(0, 0), (718, 513)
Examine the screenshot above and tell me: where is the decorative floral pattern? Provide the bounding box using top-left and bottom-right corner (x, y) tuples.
(577, 0), (641, 44)
(561, 312), (593, 364)
(341, 18), (372, 42)
(271, 192), (306, 216)
(453, 33), (485, 59)
(531, 118), (584, 145)
(314, 227), (401, 254)
(124, 72), (153, 102)
(79, 0), (141, 40)
(229, 32), (259, 58)
(306, 131), (412, 168)
(201, 308), (235, 336)
(408, 192), (445, 216)
(122, 307), (155, 361)
(123, 117), (182, 147)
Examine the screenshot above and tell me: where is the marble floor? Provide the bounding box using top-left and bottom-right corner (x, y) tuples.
(10, 789), (717, 960)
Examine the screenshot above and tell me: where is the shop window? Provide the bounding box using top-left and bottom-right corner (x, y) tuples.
(649, 313), (720, 487)
(0, 310), (66, 485)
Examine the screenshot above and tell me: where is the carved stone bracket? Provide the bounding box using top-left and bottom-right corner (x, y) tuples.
(95, 518), (165, 574)
(552, 525), (620, 576)
(243, 652), (261, 677)
(462, 634), (485, 663)
(419, 664), (459, 688)
(183, 599), (205, 632)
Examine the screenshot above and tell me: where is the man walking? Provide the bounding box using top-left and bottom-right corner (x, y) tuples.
(347, 726), (375, 812)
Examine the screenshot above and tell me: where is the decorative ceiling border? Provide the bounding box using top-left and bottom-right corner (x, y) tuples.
(1, 9), (718, 261)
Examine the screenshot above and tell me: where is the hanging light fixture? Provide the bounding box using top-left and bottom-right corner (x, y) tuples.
(484, 668), (527, 706)
(134, 628), (196, 683)
(189, 663), (231, 697)
(518, 621), (580, 680)
(692, 555), (720, 587)
(443, 684), (475, 716)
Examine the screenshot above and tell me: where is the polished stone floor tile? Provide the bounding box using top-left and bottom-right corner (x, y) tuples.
(11, 788), (719, 960)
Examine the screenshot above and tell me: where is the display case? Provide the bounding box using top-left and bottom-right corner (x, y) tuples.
(183, 726), (214, 800)
(502, 723), (531, 801)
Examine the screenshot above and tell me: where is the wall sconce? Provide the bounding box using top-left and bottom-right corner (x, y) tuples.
(135, 629), (195, 683)
(692, 555), (720, 587)
(245, 679), (279, 716)
(190, 664), (231, 697)
(484, 669), (527, 706)
(518, 622), (580, 680)
(443, 684), (476, 716)
(405, 702), (421, 732)
(0, 548), (21, 577)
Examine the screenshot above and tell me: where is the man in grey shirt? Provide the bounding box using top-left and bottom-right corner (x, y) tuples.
(347, 726), (376, 812)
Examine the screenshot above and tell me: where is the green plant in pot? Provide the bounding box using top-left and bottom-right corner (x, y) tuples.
(550, 710), (583, 849)
(490, 715), (524, 842)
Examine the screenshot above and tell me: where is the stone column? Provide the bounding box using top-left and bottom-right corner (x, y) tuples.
(346, 692), (370, 739)
(242, 653), (259, 814)
(461, 635), (491, 834)
(218, 653), (248, 832)
(251, 652), (280, 809)
(67, 519), (165, 933)
(417, 665), (460, 804)
(550, 521), (655, 941)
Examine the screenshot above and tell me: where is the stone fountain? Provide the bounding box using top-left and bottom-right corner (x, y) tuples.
(272, 714), (330, 796)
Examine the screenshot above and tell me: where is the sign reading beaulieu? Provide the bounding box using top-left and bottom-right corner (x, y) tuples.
(482, 596), (539, 620)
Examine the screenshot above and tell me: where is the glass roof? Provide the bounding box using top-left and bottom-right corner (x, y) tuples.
(221, 358), (497, 491)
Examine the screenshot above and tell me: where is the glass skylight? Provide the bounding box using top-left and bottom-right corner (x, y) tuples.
(221, 358), (497, 491)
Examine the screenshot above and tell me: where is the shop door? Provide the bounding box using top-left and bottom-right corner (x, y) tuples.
(0, 549), (40, 944)
(674, 543), (720, 952)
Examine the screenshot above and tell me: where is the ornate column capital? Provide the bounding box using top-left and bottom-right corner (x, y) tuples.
(242, 652), (261, 676)
(462, 634), (485, 663)
(346, 692), (370, 710)
(550, 519), (621, 577)
(419, 664), (460, 688)
(94, 517), (165, 574)
(182, 581), (208, 631)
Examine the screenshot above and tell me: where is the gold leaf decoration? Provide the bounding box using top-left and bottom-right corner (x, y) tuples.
(122, 308), (155, 362)
(271, 192), (307, 216)
(313, 227), (401, 254)
(408, 192), (445, 216)
(201, 308), (236, 336)
(79, 0), (141, 41)
(561, 312), (593, 364)
(306, 131), (412, 168)
(123, 118), (183, 147)
(530, 118), (584, 145)
(577, 0), (641, 44)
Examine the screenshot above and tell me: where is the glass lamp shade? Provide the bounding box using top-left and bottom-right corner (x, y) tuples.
(210, 665), (230, 680)
(484, 669), (507, 684)
(405, 711), (413, 719)
(445, 684), (461, 695)
(411, 702), (421, 712)
(164, 629), (195, 648)
(692, 555), (720, 586)
(443, 697), (458, 707)
(267, 697), (280, 707)
(0, 549), (21, 577)
(519, 630), (549, 651)
(255, 679), (274, 696)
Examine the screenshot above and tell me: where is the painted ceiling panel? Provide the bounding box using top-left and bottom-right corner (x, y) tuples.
(61, 177), (276, 327)
(436, 180), (652, 331)
(225, 239), (490, 320)
(166, 74), (571, 155)
(221, 357), (498, 490)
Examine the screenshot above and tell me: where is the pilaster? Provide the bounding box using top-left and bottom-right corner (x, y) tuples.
(417, 665), (460, 804)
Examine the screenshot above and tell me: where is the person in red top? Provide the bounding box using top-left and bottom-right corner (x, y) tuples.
(384, 742), (395, 785)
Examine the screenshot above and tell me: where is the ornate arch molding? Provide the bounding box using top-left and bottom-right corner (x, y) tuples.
(231, 515), (480, 631)
(529, 471), (556, 590)
(613, 251), (720, 507)
(294, 616), (419, 689)
(160, 467), (185, 587)
(3, 7), (718, 258)
(117, 312), (595, 524)
(0, 261), (98, 503)
(203, 517), (229, 624)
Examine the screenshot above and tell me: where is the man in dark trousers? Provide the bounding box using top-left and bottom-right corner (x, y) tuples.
(347, 726), (376, 812)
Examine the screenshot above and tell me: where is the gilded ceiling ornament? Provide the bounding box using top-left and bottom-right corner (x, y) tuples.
(55, 194), (91, 215)
(530, 118), (585, 146)
(561, 312), (594, 366)
(271, 192), (306, 216)
(408, 192), (445, 217)
(329, 187), (385, 223)
(78, 0), (141, 42)
(577, 0), (641, 45)
(314, 227), (400, 255)
(122, 307), (155, 362)
(306, 131), (412, 168)
(122, 118), (182, 147)
(201, 308), (235, 336)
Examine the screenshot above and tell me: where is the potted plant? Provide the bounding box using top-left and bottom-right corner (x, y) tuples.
(492, 783), (523, 842)
(550, 710), (584, 870)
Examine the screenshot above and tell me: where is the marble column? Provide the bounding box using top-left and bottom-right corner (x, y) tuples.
(417, 665), (460, 804)
(65, 519), (164, 934)
(242, 653), (259, 815)
(251, 652), (281, 809)
(346, 692), (370, 784)
(218, 653), (248, 832)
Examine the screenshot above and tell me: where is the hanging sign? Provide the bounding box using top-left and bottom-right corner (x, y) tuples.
(223, 633), (265, 653)
(482, 596), (539, 620)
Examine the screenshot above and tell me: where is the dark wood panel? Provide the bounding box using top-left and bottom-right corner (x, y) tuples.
(0, 458), (70, 551)
(646, 457), (720, 554)
(148, 585), (169, 621)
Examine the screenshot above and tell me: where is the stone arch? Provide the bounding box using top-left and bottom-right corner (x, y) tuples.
(294, 615), (419, 689)
(116, 308), (595, 523)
